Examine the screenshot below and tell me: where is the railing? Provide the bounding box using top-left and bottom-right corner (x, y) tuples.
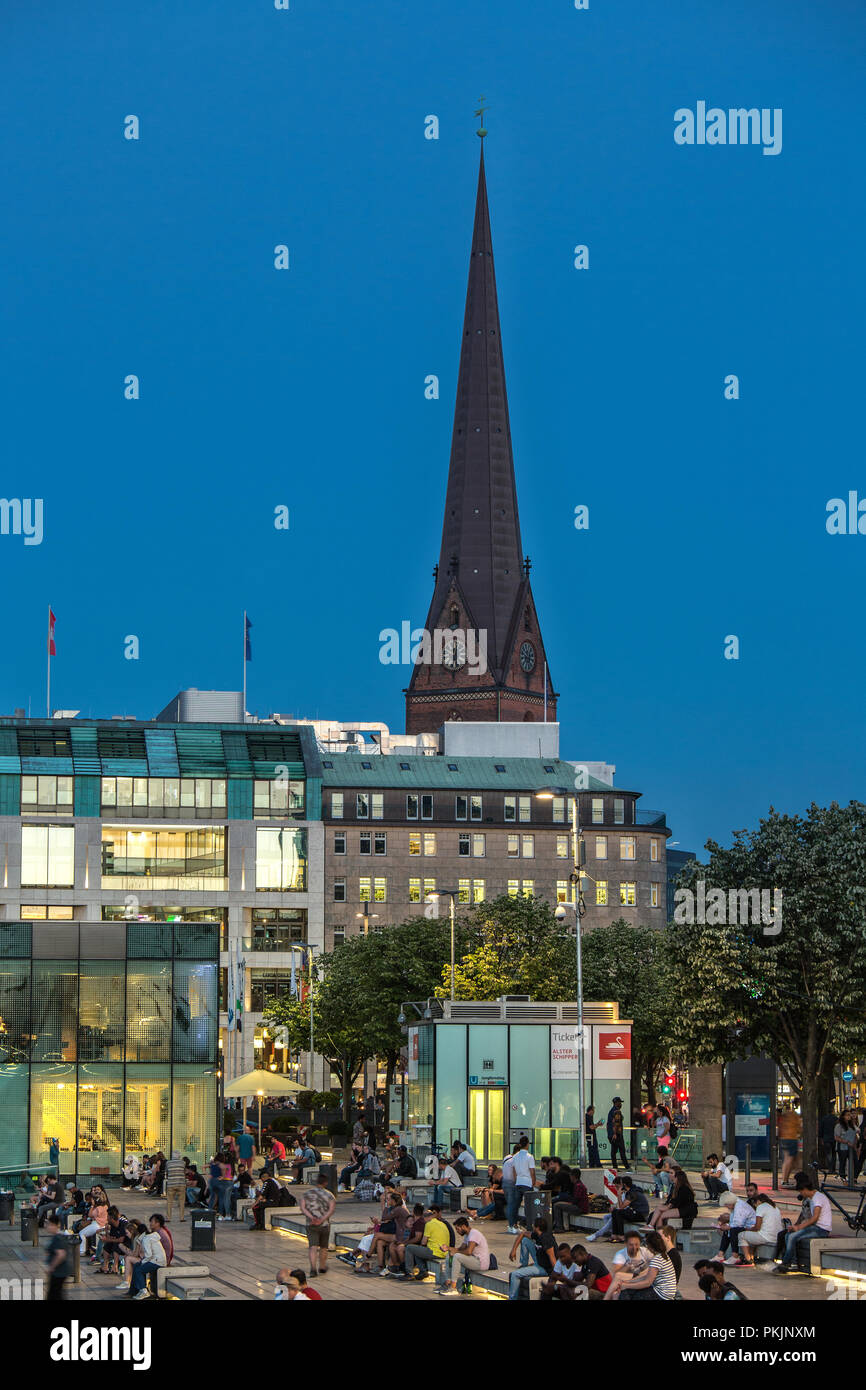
(635, 810), (668, 827)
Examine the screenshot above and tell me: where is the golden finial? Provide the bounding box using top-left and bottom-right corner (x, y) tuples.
(474, 96), (488, 139)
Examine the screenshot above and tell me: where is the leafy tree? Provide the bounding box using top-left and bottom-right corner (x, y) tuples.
(437, 894), (576, 1001)
(265, 916), (467, 1117)
(666, 802), (866, 1167)
(581, 920), (674, 1105)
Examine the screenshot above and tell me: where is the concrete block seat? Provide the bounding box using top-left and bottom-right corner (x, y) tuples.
(808, 1237), (866, 1277)
(162, 1275), (221, 1300)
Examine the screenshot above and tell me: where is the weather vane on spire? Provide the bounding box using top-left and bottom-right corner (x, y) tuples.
(474, 96), (488, 139)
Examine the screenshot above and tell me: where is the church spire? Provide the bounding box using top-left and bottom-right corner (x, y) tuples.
(405, 136), (557, 734)
(431, 141), (524, 674)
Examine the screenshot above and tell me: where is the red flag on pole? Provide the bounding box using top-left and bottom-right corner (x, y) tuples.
(48, 609), (56, 656)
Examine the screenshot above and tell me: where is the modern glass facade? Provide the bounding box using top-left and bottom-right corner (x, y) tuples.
(0, 920), (219, 1175)
(407, 1008), (633, 1163)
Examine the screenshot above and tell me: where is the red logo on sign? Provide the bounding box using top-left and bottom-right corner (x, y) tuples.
(599, 1031), (631, 1060)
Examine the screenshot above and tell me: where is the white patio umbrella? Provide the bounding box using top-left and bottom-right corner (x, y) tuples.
(224, 1069), (305, 1151)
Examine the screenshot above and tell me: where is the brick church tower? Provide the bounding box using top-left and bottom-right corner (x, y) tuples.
(404, 142), (557, 735)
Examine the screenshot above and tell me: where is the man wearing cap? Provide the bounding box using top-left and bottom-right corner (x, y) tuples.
(773, 1171), (833, 1274)
(275, 1271), (311, 1301)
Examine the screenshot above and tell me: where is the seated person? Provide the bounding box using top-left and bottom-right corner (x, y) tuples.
(185, 1166), (208, 1207)
(250, 1173), (282, 1230)
(539, 1243), (584, 1300)
(451, 1142), (477, 1180)
(603, 1232), (652, 1299)
(570, 1244), (613, 1299)
(290, 1140), (317, 1184)
(122, 1155), (141, 1189)
(701, 1153), (733, 1202)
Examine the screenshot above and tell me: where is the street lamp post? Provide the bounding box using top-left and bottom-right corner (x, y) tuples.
(538, 787), (588, 1169)
(356, 906), (380, 1105)
(429, 890), (459, 1001)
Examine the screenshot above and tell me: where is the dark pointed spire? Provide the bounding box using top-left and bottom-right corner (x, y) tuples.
(429, 144), (524, 678)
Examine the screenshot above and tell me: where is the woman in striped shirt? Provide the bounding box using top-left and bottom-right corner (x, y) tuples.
(617, 1231), (678, 1301)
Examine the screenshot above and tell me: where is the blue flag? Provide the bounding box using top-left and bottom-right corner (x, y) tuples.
(244, 615), (253, 662)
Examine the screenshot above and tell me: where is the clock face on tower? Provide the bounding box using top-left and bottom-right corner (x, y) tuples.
(443, 636), (467, 669)
(519, 641), (536, 673)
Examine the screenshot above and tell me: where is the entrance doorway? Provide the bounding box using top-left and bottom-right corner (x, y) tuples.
(469, 1087), (507, 1162)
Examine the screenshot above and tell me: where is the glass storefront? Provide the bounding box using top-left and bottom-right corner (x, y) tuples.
(0, 921), (219, 1174)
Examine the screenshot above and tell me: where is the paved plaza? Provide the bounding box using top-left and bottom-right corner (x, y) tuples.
(1, 1176), (862, 1303)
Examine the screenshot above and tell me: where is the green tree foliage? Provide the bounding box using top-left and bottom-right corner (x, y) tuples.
(266, 916), (467, 1116)
(666, 801), (866, 1166)
(437, 894), (577, 1000)
(581, 920), (674, 1104)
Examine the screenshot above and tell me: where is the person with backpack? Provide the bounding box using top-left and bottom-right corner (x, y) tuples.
(250, 1172), (283, 1230)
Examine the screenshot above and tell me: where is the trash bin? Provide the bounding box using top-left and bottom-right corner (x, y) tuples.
(522, 1190), (551, 1230)
(190, 1208), (217, 1252)
(0, 1191), (14, 1224)
(317, 1163), (337, 1196)
(63, 1231), (81, 1284)
(20, 1206), (38, 1244)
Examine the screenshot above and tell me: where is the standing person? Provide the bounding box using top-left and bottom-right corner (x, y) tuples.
(855, 1110), (866, 1182)
(509, 1135), (536, 1232)
(818, 1105), (838, 1171)
(295, 1173), (336, 1277)
(238, 1125), (256, 1171)
(48, 1137), (60, 1173)
(607, 1098), (630, 1170)
(501, 1145), (519, 1232)
(438, 1216), (491, 1295)
(773, 1171), (834, 1274)
(777, 1106), (803, 1187)
(835, 1110), (859, 1183)
(585, 1105), (602, 1166)
(164, 1150), (187, 1224)
(655, 1104), (672, 1153)
(43, 1214), (72, 1300)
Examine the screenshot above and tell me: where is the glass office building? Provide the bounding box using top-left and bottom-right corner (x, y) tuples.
(0, 919), (219, 1176)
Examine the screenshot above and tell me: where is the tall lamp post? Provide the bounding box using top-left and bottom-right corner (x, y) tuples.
(537, 787), (588, 1168)
(428, 889), (459, 1001)
(356, 906), (380, 1107)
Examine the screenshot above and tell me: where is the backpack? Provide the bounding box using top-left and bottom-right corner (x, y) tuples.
(488, 1252), (498, 1270)
(669, 1121), (679, 1141)
(355, 1178), (377, 1202)
(311, 1146), (322, 1164)
(276, 1187), (296, 1207)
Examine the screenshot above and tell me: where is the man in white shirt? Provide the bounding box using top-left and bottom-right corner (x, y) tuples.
(438, 1217), (491, 1295)
(539, 1243), (583, 1300)
(775, 1172), (833, 1274)
(508, 1137), (536, 1233)
(719, 1184), (758, 1262)
(612, 1232), (651, 1272)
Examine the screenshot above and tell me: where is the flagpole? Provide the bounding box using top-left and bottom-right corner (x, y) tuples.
(46, 606), (51, 718)
(242, 610), (247, 720)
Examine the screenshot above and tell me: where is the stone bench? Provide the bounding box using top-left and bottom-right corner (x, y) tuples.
(162, 1274), (220, 1300)
(808, 1237), (866, 1277)
(155, 1263), (210, 1298)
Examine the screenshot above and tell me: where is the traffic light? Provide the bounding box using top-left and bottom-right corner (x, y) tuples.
(661, 1069), (676, 1096)
(660, 1081), (672, 1095)
(677, 1089), (687, 1103)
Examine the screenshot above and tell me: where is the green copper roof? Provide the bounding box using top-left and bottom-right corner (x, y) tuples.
(318, 754), (611, 792)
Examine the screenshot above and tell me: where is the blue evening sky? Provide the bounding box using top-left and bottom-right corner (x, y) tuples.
(2, 0), (864, 855)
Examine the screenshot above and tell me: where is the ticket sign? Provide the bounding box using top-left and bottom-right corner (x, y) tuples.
(550, 1026), (587, 1080)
